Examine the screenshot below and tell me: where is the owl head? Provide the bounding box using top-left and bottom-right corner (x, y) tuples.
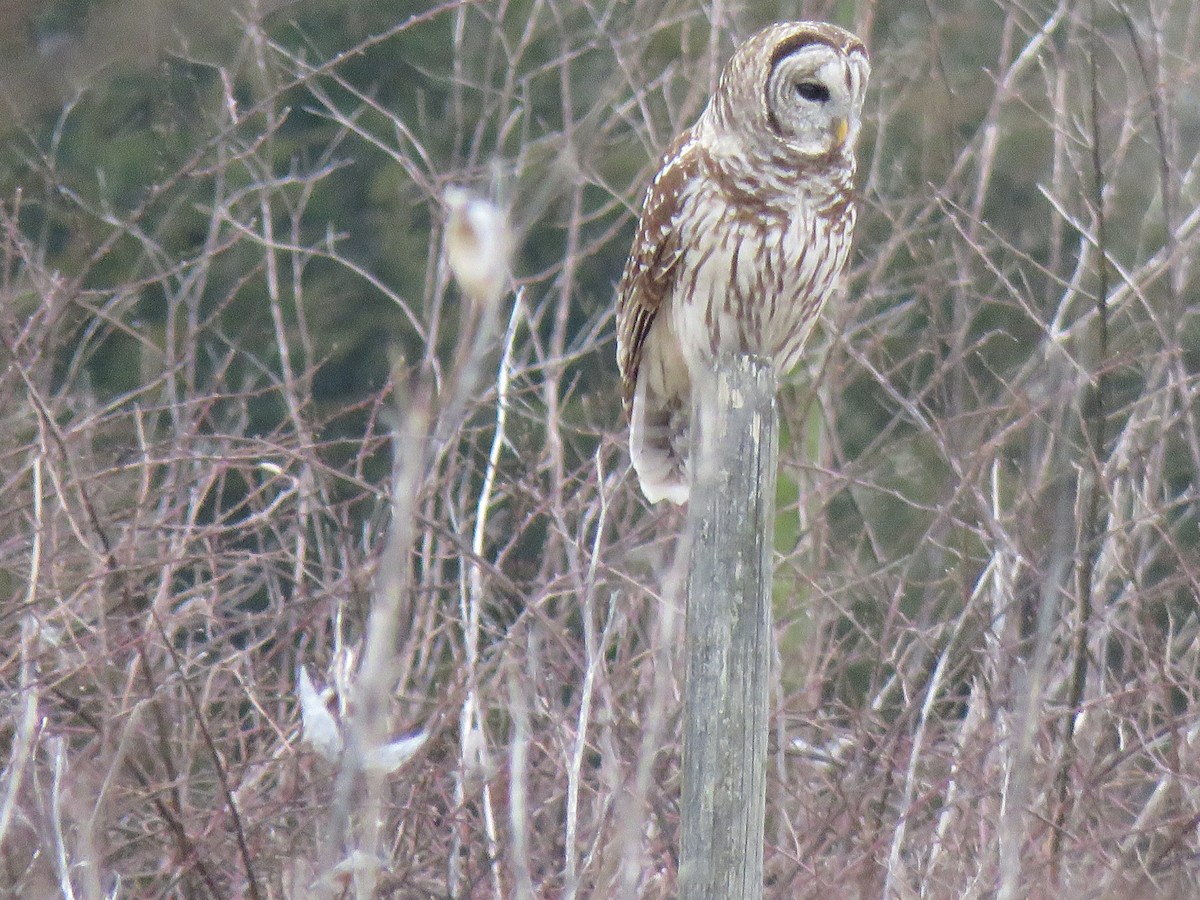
(707, 22), (870, 164)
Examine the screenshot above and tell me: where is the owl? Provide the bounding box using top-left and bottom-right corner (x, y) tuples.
(616, 22), (869, 504)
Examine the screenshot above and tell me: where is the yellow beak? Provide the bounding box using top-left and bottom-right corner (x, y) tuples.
(833, 117), (849, 149)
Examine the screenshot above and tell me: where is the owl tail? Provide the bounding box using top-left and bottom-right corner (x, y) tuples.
(629, 377), (691, 505)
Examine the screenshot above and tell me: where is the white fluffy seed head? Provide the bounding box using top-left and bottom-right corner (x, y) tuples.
(444, 187), (513, 306)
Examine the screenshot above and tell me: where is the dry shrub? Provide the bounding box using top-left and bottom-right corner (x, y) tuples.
(1, 1), (1198, 897)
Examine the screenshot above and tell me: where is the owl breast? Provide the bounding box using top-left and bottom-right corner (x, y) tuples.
(668, 171), (852, 381)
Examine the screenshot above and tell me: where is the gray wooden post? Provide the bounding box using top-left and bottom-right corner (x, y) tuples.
(679, 354), (777, 900)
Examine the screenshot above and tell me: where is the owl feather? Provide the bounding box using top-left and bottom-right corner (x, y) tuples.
(617, 21), (870, 505)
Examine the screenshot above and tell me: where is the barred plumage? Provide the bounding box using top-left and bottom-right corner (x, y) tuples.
(617, 21), (870, 504)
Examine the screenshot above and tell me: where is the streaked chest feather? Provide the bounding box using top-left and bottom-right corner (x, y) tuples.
(668, 178), (851, 373)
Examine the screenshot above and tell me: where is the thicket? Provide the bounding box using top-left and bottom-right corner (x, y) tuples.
(2, 0), (1199, 896)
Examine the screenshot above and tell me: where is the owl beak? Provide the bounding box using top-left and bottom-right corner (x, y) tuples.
(832, 117), (849, 149)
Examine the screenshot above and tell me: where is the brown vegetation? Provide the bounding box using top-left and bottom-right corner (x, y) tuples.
(2, 0), (1199, 896)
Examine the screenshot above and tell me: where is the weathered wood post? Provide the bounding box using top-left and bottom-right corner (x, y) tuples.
(679, 354), (777, 900)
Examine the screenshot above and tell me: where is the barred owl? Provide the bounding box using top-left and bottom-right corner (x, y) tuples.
(616, 22), (869, 504)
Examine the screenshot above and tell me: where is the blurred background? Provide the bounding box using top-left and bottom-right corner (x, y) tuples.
(2, 0), (1199, 896)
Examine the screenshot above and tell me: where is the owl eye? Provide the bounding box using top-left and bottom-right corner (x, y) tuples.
(794, 81), (831, 103)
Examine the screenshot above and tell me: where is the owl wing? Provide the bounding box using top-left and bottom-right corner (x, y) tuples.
(616, 130), (704, 410)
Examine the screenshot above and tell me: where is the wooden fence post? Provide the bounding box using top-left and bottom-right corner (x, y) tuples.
(680, 354), (777, 900)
